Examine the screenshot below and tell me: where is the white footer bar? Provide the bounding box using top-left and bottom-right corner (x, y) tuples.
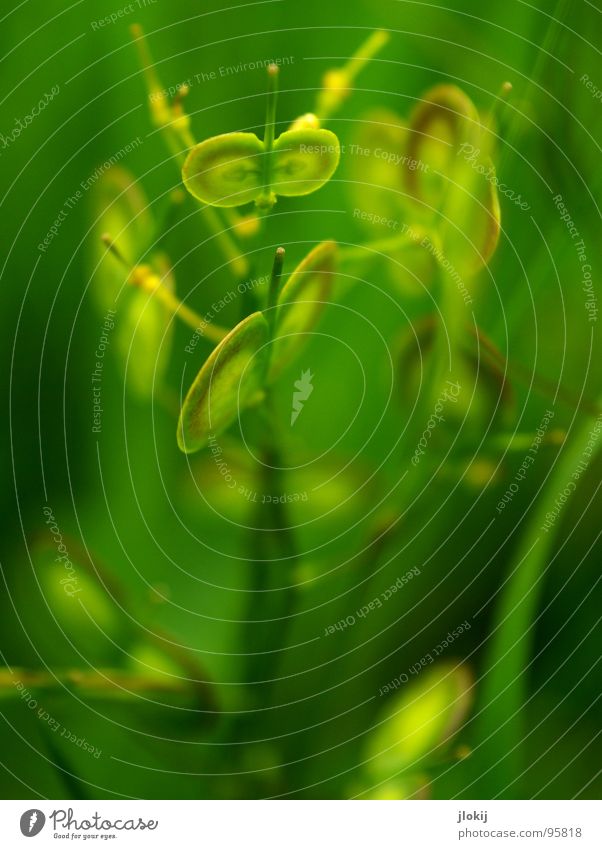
(0, 800), (600, 848)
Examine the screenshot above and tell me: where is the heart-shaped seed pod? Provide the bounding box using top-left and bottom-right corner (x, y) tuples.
(268, 241), (337, 380)
(177, 311), (269, 454)
(404, 85), (500, 277)
(182, 128), (340, 209)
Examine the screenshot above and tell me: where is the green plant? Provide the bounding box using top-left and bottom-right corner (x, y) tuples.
(26, 21), (590, 801)
(82, 27), (516, 797)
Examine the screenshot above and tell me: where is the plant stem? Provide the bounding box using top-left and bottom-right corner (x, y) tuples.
(255, 64), (280, 211)
(130, 24), (249, 278)
(472, 325), (602, 418)
(0, 666), (202, 701)
(266, 246), (285, 336)
(473, 405), (602, 797)
(345, 30), (390, 83)
(316, 30), (390, 121)
(338, 226), (429, 265)
(102, 234), (229, 345)
(263, 64), (279, 153)
(137, 272), (229, 344)
(238, 408), (298, 712)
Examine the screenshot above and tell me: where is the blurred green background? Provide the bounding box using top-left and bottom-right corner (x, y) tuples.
(1, 0), (600, 799)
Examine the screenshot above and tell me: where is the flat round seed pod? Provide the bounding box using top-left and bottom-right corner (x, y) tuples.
(177, 311), (269, 453)
(182, 132), (264, 207)
(182, 129), (340, 208)
(271, 128), (340, 197)
(405, 84), (481, 210)
(268, 240), (337, 381)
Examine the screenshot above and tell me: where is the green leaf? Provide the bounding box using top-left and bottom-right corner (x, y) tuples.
(182, 129), (340, 208)
(271, 129), (340, 197)
(177, 311), (269, 453)
(182, 132), (264, 207)
(364, 663), (473, 779)
(473, 412), (602, 797)
(268, 240), (337, 380)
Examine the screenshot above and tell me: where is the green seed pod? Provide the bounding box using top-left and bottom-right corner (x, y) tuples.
(90, 166), (152, 311)
(271, 129), (340, 197)
(90, 168), (176, 401)
(268, 240), (337, 380)
(115, 256), (175, 400)
(440, 150), (501, 278)
(182, 132), (265, 208)
(405, 84), (481, 209)
(182, 128), (340, 209)
(364, 662), (473, 779)
(404, 85), (500, 276)
(177, 242), (337, 453)
(177, 311), (269, 453)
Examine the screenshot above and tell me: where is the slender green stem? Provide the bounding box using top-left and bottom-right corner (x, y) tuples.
(266, 246), (285, 336)
(338, 225), (431, 266)
(484, 81), (512, 137)
(498, 0), (572, 173)
(345, 30), (390, 83)
(257, 64), (279, 210)
(473, 406), (602, 797)
(242, 442), (299, 706)
(316, 30), (390, 121)
(263, 64), (279, 152)
(0, 666), (200, 700)
(102, 233), (229, 344)
(150, 282), (228, 344)
(424, 262), (464, 414)
(472, 324), (602, 418)
(131, 24), (249, 278)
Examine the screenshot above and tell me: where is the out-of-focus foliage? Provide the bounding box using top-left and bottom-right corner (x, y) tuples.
(1, 0), (601, 802)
